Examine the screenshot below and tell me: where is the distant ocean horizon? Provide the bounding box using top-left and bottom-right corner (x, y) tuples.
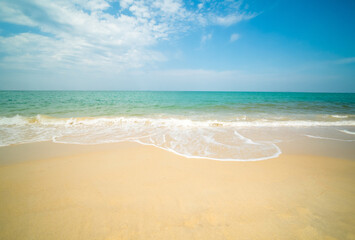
(1, 91), (354, 161)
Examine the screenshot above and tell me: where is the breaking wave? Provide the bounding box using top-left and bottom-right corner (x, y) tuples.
(1, 115), (354, 161)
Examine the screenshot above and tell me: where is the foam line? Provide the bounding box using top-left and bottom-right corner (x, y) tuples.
(305, 135), (355, 142)
(0, 115), (355, 127)
(133, 140), (282, 162)
(339, 129), (355, 135)
(234, 131), (259, 145)
(331, 115), (348, 119)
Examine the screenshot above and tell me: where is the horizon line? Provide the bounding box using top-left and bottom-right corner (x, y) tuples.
(0, 90), (354, 94)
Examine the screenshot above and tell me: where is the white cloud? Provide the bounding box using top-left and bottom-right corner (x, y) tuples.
(197, 0), (257, 26)
(0, 0), (183, 72)
(230, 33), (240, 42)
(213, 13), (255, 26)
(0, 0), (256, 74)
(201, 33), (212, 44)
(0, 1), (37, 26)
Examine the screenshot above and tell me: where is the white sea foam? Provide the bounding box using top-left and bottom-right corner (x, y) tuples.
(0, 115), (286, 161)
(234, 131), (259, 145)
(0, 114), (354, 161)
(0, 115), (354, 127)
(331, 115), (348, 119)
(0, 115), (29, 125)
(339, 129), (355, 135)
(134, 139), (282, 162)
(305, 135), (355, 142)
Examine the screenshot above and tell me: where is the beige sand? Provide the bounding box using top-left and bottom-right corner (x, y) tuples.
(0, 142), (354, 240)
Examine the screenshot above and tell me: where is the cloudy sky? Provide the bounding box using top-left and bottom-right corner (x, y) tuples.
(0, 0), (354, 91)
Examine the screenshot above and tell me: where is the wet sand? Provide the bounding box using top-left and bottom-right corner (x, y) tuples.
(0, 142), (354, 240)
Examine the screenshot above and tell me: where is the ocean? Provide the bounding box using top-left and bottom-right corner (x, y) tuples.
(1, 91), (354, 161)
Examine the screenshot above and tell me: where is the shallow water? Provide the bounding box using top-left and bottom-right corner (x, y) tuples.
(1, 91), (354, 160)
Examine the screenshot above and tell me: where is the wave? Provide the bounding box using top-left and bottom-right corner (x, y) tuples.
(133, 139), (282, 162)
(0, 115), (286, 161)
(339, 129), (355, 135)
(331, 115), (348, 119)
(0, 114), (355, 127)
(305, 135), (355, 142)
(0, 114), (354, 161)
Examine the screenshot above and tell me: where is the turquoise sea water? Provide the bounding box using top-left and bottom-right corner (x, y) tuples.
(1, 91), (354, 160)
(1, 91), (354, 119)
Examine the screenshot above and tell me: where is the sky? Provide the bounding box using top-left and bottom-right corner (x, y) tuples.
(0, 0), (354, 92)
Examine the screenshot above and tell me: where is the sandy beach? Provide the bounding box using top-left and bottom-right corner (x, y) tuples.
(1, 0), (354, 238)
(0, 142), (354, 240)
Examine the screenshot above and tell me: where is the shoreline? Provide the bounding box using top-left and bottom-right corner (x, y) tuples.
(1, 132), (354, 165)
(1, 141), (355, 239)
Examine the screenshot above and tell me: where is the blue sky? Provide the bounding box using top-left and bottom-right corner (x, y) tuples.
(0, 0), (354, 91)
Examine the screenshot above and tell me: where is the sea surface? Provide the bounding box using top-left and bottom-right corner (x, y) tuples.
(1, 91), (354, 161)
